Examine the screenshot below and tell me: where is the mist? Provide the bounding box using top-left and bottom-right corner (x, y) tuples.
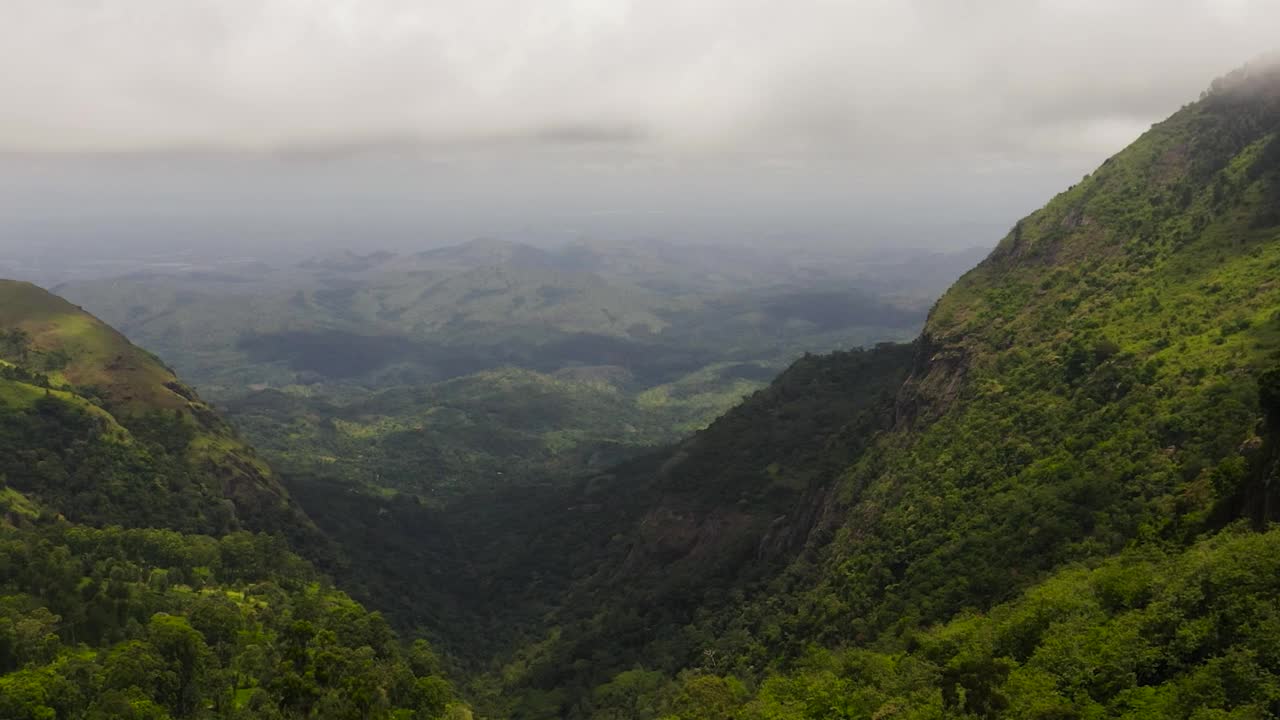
(0, 149), (1072, 260)
(3, 1), (1278, 259)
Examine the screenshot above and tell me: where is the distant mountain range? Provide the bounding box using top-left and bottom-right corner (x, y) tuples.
(47, 237), (973, 506)
(55, 238), (980, 392)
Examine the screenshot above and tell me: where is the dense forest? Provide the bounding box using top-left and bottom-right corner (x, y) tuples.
(0, 282), (467, 719)
(3, 58), (1280, 720)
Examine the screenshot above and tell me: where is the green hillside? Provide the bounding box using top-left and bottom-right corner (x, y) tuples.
(0, 279), (190, 412)
(452, 59), (1280, 719)
(0, 283), (467, 719)
(224, 363), (789, 501)
(0, 280), (306, 537)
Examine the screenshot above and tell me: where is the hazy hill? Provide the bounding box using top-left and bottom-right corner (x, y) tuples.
(51, 240), (937, 416)
(411, 238), (562, 274)
(52, 240), (938, 507)
(55, 239), (947, 396)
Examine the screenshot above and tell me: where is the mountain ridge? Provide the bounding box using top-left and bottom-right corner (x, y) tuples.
(457, 57), (1280, 719)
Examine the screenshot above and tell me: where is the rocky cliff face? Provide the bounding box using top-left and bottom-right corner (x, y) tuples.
(893, 329), (971, 430)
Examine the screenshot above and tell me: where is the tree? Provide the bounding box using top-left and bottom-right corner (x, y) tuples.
(664, 674), (748, 720)
(146, 614), (211, 716)
(941, 657), (1013, 719)
(1260, 367), (1280, 423)
(98, 640), (166, 698)
(85, 689), (172, 720)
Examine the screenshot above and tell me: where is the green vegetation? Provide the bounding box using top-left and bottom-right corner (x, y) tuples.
(582, 524), (1280, 719)
(270, 344), (915, 673)
(0, 282), (186, 413)
(225, 364), (797, 502)
(0, 280), (312, 540)
(226, 368), (687, 500)
(0, 283), (466, 718)
(0, 524), (462, 720)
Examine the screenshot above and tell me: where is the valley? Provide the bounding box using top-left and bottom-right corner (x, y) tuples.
(42, 238), (970, 678)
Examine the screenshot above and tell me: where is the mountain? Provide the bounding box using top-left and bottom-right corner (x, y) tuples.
(0, 278), (196, 413)
(436, 59), (1280, 718)
(0, 280), (308, 536)
(412, 238), (561, 273)
(0, 281), (466, 719)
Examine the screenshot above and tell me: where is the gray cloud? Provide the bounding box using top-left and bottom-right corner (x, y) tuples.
(1, 1), (1278, 256)
(527, 123), (649, 146)
(6, 1), (1277, 160)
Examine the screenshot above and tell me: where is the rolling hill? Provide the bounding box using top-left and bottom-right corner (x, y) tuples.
(55, 239), (939, 396)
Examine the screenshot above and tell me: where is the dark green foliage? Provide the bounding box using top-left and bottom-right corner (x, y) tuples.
(444, 344), (919, 716)
(0, 328), (31, 362)
(0, 362), (52, 388)
(0, 287), (469, 719)
(125, 409), (197, 455)
(0, 523), (460, 719)
(940, 657), (1012, 718)
(0, 393), (236, 533)
(588, 527), (1280, 720)
(1260, 365), (1280, 422)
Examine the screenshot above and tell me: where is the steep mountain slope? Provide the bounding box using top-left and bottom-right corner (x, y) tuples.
(0, 279), (186, 412)
(481, 59), (1280, 719)
(0, 282), (466, 719)
(0, 280), (309, 537)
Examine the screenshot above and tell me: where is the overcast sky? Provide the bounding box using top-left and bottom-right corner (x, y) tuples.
(3, 0), (1279, 258)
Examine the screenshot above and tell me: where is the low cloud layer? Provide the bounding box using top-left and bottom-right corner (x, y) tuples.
(2, 1), (1278, 255)
(7, 1), (1277, 161)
